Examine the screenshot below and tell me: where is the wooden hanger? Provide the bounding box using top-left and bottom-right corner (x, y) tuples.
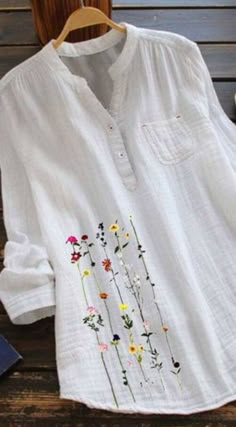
(52, 0), (126, 49)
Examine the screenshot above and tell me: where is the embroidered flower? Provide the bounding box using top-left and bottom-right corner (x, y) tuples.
(108, 223), (119, 232)
(99, 292), (108, 299)
(102, 258), (112, 272)
(111, 334), (120, 345)
(143, 320), (150, 330)
(162, 324), (168, 332)
(138, 344), (144, 352)
(71, 252), (81, 262)
(129, 214), (133, 220)
(66, 235), (78, 243)
(81, 234), (88, 240)
(82, 268), (91, 277)
(128, 344), (137, 353)
(124, 232), (130, 239)
(133, 274), (140, 283)
(119, 303), (128, 310)
(98, 342), (108, 352)
(86, 305), (98, 314)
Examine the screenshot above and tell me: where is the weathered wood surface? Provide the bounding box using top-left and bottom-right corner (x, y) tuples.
(0, 0), (236, 425)
(0, 9), (236, 44)
(1, 0), (236, 8)
(0, 370), (236, 426)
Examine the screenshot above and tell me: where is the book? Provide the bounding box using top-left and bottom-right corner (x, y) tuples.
(0, 335), (23, 377)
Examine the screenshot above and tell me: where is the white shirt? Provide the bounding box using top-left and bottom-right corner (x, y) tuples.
(0, 20), (236, 415)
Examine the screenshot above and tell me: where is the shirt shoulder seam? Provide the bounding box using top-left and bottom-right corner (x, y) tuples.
(137, 27), (197, 55)
(0, 48), (44, 95)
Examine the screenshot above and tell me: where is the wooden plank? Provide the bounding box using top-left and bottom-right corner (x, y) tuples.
(0, 10), (236, 44)
(0, 315), (56, 369)
(0, 371), (236, 425)
(0, 11), (39, 44)
(111, 9), (236, 42)
(1, 0), (236, 9)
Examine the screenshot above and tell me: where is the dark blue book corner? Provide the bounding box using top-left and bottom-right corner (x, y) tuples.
(0, 335), (23, 378)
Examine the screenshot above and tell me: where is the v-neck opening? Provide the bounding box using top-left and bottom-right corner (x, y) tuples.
(41, 21), (139, 83)
(39, 21), (139, 192)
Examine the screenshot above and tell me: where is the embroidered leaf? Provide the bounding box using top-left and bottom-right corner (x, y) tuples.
(138, 254), (142, 258)
(114, 272), (119, 275)
(170, 370), (177, 375)
(88, 243), (94, 247)
(122, 242), (129, 249)
(83, 251), (89, 256)
(146, 275), (149, 280)
(114, 246), (120, 254)
(177, 368), (181, 373)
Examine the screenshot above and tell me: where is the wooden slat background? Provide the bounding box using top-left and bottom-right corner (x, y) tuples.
(0, 1), (236, 425)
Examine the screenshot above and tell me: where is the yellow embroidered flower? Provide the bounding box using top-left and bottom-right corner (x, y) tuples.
(119, 303), (128, 310)
(124, 231), (130, 239)
(138, 344), (144, 352)
(128, 344), (137, 353)
(108, 223), (119, 232)
(82, 268), (91, 277)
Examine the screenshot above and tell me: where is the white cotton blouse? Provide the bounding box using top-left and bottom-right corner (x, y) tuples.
(0, 21), (236, 415)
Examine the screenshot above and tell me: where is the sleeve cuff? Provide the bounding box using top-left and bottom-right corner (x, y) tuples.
(0, 280), (56, 324)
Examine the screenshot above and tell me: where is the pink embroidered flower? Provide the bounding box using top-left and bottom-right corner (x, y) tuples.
(86, 306), (98, 314)
(81, 234), (88, 240)
(66, 235), (78, 243)
(71, 252), (81, 262)
(98, 342), (108, 352)
(143, 320), (150, 330)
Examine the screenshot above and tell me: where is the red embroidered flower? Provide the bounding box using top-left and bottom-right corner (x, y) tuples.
(71, 252), (81, 262)
(99, 292), (108, 299)
(81, 234), (88, 240)
(66, 235), (78, 243)
(102, 258), (112, 272)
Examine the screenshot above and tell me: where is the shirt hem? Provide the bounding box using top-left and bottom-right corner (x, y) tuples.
(58, 389), (236, 415)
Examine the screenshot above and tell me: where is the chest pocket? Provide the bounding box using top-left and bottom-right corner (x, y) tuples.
(140, 114), (196, 165)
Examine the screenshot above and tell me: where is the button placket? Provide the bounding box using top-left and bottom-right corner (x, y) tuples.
(107, 121), (137, 191)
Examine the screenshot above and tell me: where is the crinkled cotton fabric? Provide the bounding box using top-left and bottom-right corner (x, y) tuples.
(0, 21), (236, 414)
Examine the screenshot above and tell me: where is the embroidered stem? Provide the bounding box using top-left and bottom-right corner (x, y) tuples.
(72, 252), (119, 407)
(83, 239), (136, 402)
(129, 215), (182, 389)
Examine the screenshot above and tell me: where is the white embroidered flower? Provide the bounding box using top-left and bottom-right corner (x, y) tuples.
(133, 274), (140, 283)
(117, 251), (123, 258)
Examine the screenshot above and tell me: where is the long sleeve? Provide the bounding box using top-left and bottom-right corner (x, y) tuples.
(187, 40), (236, 170)
(0, 81), (56, 325)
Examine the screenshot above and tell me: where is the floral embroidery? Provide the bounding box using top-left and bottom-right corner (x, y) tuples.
(66, 214), (183, 407)
(128, 215), (182, 388)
